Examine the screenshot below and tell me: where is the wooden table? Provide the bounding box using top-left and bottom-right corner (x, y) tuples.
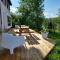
(19, 25), (31, 36)
(1, 33), (25, 54)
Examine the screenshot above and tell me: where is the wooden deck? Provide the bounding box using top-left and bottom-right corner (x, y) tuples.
(25, 32), (54, 58)
(0, 29), (55, 60)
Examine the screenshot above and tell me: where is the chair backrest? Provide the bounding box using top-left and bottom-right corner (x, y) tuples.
(15, 25), (20, 29)
(13, 46), (25, 53)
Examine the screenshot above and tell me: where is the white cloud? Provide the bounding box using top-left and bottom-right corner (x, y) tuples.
(44, 11), (58, 18)
(10, 7), (17, 13)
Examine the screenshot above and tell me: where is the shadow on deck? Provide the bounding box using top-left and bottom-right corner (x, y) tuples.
(26, 34), (40, 45)
(0, 28), (55, 60)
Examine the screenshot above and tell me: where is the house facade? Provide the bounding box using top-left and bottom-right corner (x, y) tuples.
(0, 0), (12, 32)
(0, 0), (2, 32)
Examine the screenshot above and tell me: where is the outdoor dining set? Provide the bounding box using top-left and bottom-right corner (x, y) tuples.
(0, 25), (32, 54)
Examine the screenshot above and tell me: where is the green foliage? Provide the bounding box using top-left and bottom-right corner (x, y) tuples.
(50, 17), (60, 33)
(48, 53), (60, 60)
(44, 17), (60, 60)
(46, 32), (60, 60)
(48, 32), (60, 39)
(57, 8), (60, 16)
(42, 16), (60, 33)
(11, 12), (21, 27)
(47, 45), (60, 60)
(17, 0), (44, 31)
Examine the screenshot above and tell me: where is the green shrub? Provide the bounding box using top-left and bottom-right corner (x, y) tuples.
(48, 53), (60, 60)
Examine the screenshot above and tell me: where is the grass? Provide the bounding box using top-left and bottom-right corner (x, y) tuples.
(48, 32), (60, 39)
(46, 32), (60, 60)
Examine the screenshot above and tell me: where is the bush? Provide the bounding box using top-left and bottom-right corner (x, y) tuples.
(46, 32), (60, 60)
(48, 53), (60, 60)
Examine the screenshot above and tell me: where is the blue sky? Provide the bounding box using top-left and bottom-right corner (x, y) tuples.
(11, 0), (60, 18)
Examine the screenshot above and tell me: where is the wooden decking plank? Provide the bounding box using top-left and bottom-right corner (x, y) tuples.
(25, 32), (55, 58)
(0, 28), (55, 60)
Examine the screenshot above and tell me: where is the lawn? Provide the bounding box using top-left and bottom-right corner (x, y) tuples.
(45, 32), (60, 60)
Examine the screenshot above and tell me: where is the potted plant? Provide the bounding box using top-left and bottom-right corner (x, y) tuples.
(41, 28), (49, 38)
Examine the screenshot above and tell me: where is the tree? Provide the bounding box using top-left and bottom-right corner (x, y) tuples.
(58, 8), (60, 16)
(11, 12), (21, 27)
(48, 22), (53, 32)
(17, 0), (44, 31)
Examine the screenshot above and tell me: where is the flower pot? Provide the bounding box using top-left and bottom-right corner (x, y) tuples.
(41, 32), (49, 38)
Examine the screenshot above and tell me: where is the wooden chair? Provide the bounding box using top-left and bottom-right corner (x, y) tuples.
(12, 46), (27, 60)
(0, 48), (10, 60)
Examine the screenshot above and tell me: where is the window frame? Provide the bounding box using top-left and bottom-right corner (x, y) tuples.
(7, 16), (11, 26)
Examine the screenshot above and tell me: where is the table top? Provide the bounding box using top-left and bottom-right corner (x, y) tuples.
(1, 33), (25, 54)
(21, 25), (29, 28)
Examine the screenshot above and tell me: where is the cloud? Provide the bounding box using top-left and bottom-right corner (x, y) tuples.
(44, 11), (58, 18)
(10, 7), (17, 13)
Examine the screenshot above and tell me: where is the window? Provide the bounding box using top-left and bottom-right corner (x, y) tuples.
(5, 0), (7, 6)
(7, 3), (10, 10)
(1, 0), (3, 2)
(7, 16), (11, 26)
(1, 0), (6, 6)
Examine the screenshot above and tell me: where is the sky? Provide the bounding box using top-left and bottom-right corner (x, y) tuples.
(10, 0), (60, 18)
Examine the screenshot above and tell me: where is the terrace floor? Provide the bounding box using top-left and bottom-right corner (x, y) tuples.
(0, 28), (55, 60)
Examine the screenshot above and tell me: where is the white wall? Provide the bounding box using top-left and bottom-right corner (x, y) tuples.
(0, 0), (2, 49)
(0, 0), (2, 31)
(1, 1), (12, 30)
